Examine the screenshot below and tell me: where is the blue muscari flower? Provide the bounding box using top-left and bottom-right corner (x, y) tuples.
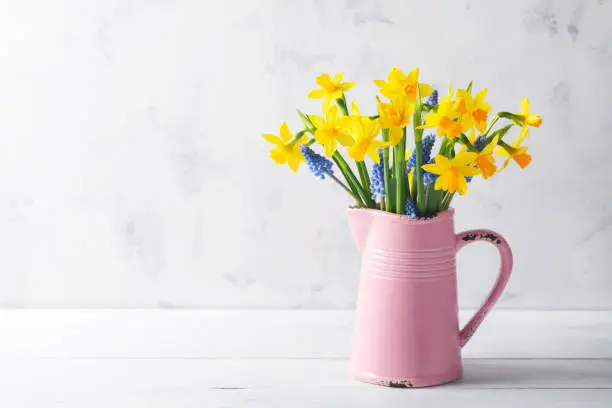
(407, 134), (436, 172)
(423, 158), (438, 185)
(405, 196), (417, 217)
(466, 176), (473, 183)
(473, 136), (487, 152)
(370, 150), (385, 200)
(300, 145), (333, 180)
(425, 89), (438, 106)
(422, 134), (436, 163)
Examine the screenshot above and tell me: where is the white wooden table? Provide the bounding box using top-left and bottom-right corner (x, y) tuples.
(0, 310), (610, 407)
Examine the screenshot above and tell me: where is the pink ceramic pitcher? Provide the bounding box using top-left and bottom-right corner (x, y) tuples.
(347, 208), (513, 388)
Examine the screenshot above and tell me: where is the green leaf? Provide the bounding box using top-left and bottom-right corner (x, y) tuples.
(486, 124), (513, 144)
(297, 110), (315, 131)
(387, 178), (397, 211)
(426, 187), (442, 216)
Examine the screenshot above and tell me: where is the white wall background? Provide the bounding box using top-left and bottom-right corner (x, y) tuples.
(0, 0), (609, 309)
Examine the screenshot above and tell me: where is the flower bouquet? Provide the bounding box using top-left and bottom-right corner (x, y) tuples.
(262, 67), (541, 216)
(262, 67), (542, 388)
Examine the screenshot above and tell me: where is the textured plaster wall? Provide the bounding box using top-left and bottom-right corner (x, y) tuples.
(0, 0), (610, 308)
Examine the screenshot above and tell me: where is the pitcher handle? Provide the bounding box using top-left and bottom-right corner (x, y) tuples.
(455, 229), (513, 348)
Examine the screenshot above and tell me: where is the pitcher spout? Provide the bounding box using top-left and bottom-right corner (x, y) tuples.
(347, 208), (374, 253)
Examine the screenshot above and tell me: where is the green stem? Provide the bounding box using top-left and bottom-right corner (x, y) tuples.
(498, 139), (516, 154)
(381, 129), (392, 212)
(410, 171), (417, 202)
(327, 171), (362, 204)
(458, 134), (479, 153)
(356, 161), (371, 196)
(394, 128), (407, 214)
(426, 187), (442, 215)
(335, 93), (376, 208)
(413, 87), (426, 215)
(443, 192), (455, 210)
(337, 94), (349, 116)
(331, 154), (362, 206)
(486, 124), (514, 145)
(289, 129), (308, 144)
(439, 137), (453, 158)
(440, 191), (452, 210)
(333, 152), (374, 208)
(482, 114), (500, 138)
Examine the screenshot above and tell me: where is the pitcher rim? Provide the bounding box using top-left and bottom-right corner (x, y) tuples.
(347, 207), (455, 225)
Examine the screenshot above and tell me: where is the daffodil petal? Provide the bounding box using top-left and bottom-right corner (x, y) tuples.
(520, 98), (530, 115)
(475, 88), (488, 103)
(336, 132), (354, 147)
(270, 147), (287, 164)
(406, 67), (418, 83)
(418, 83), (433, 97)
(324, 140), (336, 157)
(341, 82), (356, 92)
(499, 156), (512, 172)
(456, 176), (468, 195)
(279, 122), (292, 142)
(435, 172), (451, 192)
(389, 67), (405, 82)
(422, 163), (441, 174)
(433, 154), (451, 171)
(462, 166), (481, 177)
(296, 134), (309, 145)
(367, 147), (380, 163)
(389, 126), (403, 146)
(405, 148), (412, 161)
(309, 114), (325, 129)
(451, 152), (477, 167)
(287, 157), (300, 172)
(262, 134), (282, 145)
(316, 73), (332, 88)
(373, 79), (388, 89)
(308, 89), (326, 99)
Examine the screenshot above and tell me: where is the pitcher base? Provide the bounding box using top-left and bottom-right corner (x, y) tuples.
(353, 369), (462, 388)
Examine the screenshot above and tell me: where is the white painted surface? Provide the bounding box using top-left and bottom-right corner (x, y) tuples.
(0, 1), (610, 309)
(1, 309), (611, 359)
(0, 310), (610, 407)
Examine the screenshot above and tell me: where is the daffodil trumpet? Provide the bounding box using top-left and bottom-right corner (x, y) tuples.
(262, 68), (542, 217)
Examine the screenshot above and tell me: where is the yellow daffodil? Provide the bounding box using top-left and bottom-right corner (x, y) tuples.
(309, 105), (354, 157)
(340, 100), (368, 129)
(378, 96), (413, 146)
(420, 96), (463, 140)
(374, 67), (433, 101)
(262, 122), (308, 172)
(308, 72), (356, 101)
(516, 98), (542, 140)
(496, 137), (532, 171)
(407, 168), (414, 188)
(456, 88), (491, 134)
(473, 136), (499, 179)
(346, 118), (387, 162)
(422, 152), (480, 195)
